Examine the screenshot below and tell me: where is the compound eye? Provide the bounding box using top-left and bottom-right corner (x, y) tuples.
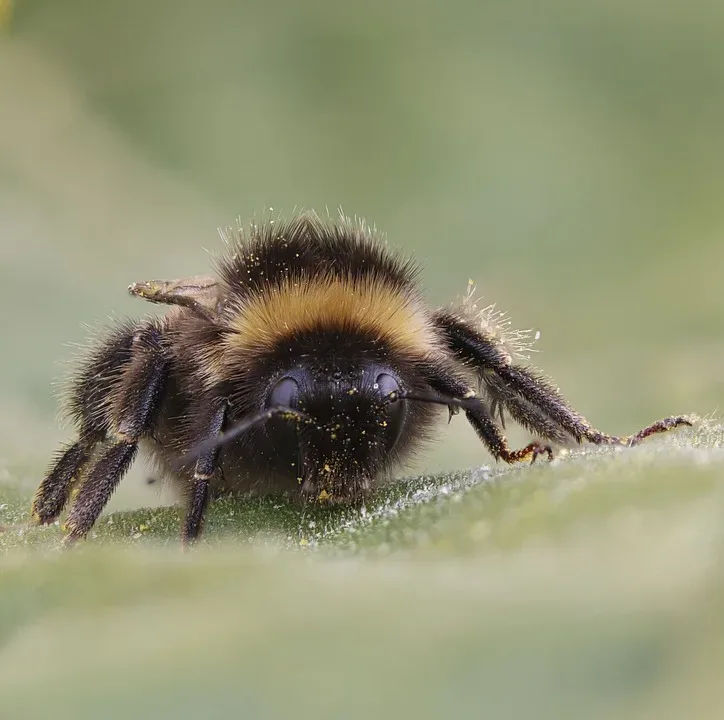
(268, 376), (300, 409)
(375, 372), (405, 449)
(375, 372), (400, 399)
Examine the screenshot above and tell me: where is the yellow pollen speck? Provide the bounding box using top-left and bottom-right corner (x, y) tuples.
(318, 489), (331, 501)
(299, 538), (309, 546)
(297, 477), (303, 484)
(323, 464), (331, 473)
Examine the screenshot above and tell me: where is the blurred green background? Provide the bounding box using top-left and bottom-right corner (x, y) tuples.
(3, 0), (723, 493)
(2, 2), (724, 718)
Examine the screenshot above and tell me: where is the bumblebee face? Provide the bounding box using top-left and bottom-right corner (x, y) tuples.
(264, 360), (407, 495)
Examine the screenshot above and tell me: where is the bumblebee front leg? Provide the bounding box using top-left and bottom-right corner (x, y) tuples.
(424, 362), (552, 464)
(181, 400), (227, 546)
(62, 326), (169, 542)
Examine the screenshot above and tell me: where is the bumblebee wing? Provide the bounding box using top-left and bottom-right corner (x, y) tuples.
(128, 275), (221, 316)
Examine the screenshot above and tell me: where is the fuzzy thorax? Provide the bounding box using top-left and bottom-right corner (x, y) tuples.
(223, 274), (440, 360)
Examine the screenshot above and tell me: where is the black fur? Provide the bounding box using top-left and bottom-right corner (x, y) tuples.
(216, 214), (419, 303)
(66, 320), (139, 445)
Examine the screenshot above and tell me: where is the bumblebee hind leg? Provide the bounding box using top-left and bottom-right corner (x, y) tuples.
(32, 321), (169, 541)
(32, 322), (139, 525)
(32, 441), (92, 525)
(492, 363), (691, 446)
(433, 310), (691, 449)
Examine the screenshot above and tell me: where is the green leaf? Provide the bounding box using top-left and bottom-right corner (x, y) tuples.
(1, 422), (723, 719)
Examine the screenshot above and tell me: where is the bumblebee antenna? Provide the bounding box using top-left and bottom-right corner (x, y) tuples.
(174, 406), (313, 470)
(384, 390), (479, 410)
(384, 390), (482, 424)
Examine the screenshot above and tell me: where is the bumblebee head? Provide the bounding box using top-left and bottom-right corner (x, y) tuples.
(264, 358), (407, 499)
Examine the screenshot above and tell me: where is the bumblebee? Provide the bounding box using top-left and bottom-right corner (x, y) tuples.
(32, 212), (691, 544)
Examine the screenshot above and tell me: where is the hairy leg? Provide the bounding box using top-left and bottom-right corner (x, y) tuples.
(420, 360), (552, 464)
(33, 320), (169, 541)
(32, 442), (92, 524)
(181, 399), (227, 545)
(433, 311), (691, 446)
(63, 324), (169, 541)
(32, 322), (140, 524)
